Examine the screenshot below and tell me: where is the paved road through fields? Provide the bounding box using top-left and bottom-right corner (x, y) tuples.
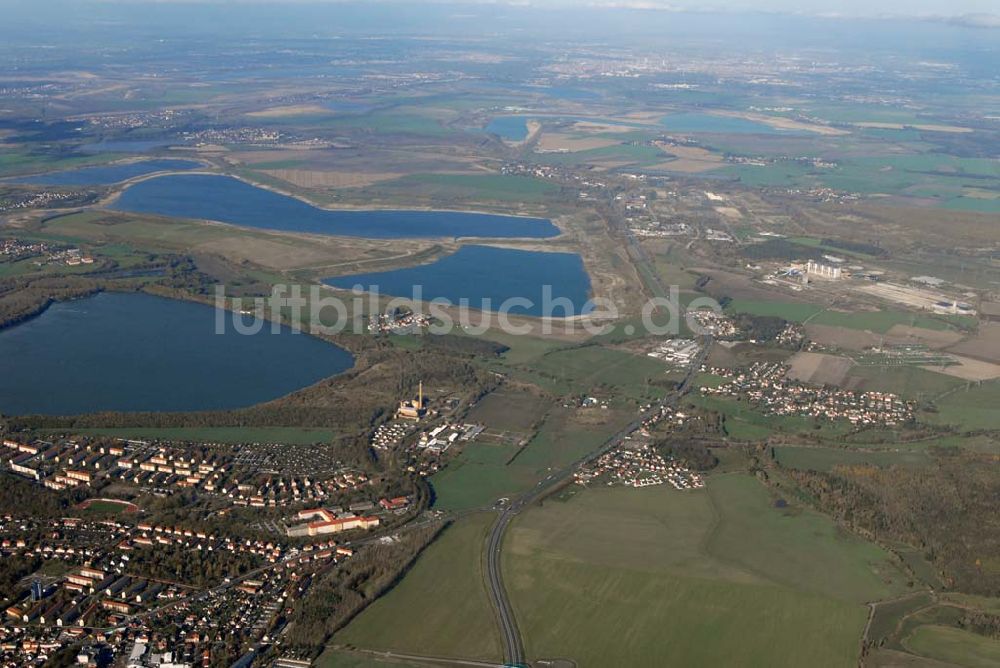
(484, 333), (711, 666)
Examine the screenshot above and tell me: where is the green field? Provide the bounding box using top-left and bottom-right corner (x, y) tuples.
(431, 407), (631, 511)
(508, 344), (672, 401)
(316, 650), (423, 667)
(332, 514), (501, 661)
(430, 443), (532, 510)
(79, 499), (135, 516)
(691, 393), (852, 441)
(0, 149), (123, 177)
(481, 328), (565, 365)
(717, 149), (1000, 211)
(466, 387), (548, 432)
(848, 365), (964, 399)
(774, 446), (931, 472)
(838, 433), (1000, 455)
(867, 592), (937, 647)
(903, 625), (1000, 667)
(64, 426), (338, 444)
(926, 380), (1000, 430)
(503, 475), (908, 667)
(316, 110), (451, 136)
(537, 142), (664, 168)
(724, 299), (969, 333)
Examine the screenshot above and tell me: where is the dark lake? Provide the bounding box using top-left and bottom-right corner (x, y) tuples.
(324, 245), (593, 317)
(485, 116), (530, 141)
(0, 291), (353, 415)
(9, 159), (200, 186)
(111, 174), (559, 239)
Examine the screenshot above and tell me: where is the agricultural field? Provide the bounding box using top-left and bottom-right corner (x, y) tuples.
(865, 589), (1000, 667)
(503, 475), (909, 667)
(363, 173), (559, 203)
(0, 149), (123, 178)
(866, 592), (938, 648)
(331, 513), (501, 661)
(466, 386), (549, 433)
(773, 446), (931, 472)
(725, 299), (968, 334)
(483, 328), (566, 365)
(431, 405), (632, 511)
(925, 379), (1000, 430)
(315, 650), (421, 668)
(506, 344), (674, 402)
(430, 442), (531, 511)
(712, 147), (999, 211)
(902, 625), (1000, 667)
(846, 365), (964, 399)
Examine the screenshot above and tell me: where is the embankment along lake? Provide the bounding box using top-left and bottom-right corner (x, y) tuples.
(9, 159), (201, 185)
(111, 174), (560, 239)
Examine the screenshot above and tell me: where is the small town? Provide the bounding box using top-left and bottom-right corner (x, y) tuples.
(686, 310), (740, 338)
(366, 308), (433, 335)
(0, 238), (95, 266)
(0, 190), (97, 213)
(575, 442), (704, 490)
(2, 437), (372, 510)
(701, 362), (915, 426)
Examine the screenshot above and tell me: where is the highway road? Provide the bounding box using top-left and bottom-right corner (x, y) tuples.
(485, 499), (525, 666)
(483, 334), (711, 667)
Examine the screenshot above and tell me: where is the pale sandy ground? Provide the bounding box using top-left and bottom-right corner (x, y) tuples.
(522, 120), (542, 143)
(261, 169), (403, 189)
(571, 121), (639, 133)
(246, 104), (331, 118)
(649, 143), (725, 173)
(804, 325), (880, 350)
(655, 143), (723, 162)
(787, 351), (854, 386)
(947, 322), (1000, 364)
(714, 206), (743, 219)
(854, 122), (973, 134)
(621, 111), (668, 122)
(884, 324), (965, 349)
(962, 187), (999, 200)
(648, 160), (720, 173)
(924, 355), (1000, 381)
(714, 110), (850, 136)
(535, 132), (621, 152)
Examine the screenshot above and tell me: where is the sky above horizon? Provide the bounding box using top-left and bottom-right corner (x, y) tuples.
(84, 0), (999, 20)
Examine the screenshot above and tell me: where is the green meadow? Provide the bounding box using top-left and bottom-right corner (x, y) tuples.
(504, 475), (908, 667)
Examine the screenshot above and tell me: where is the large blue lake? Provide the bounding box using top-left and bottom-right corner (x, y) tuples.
(324, 245), (593, 317)
(0, 291), (353, 415)
(111, 174), (559, 239)
(485, 116), (530, 141)
(9, 159), (200, 186)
